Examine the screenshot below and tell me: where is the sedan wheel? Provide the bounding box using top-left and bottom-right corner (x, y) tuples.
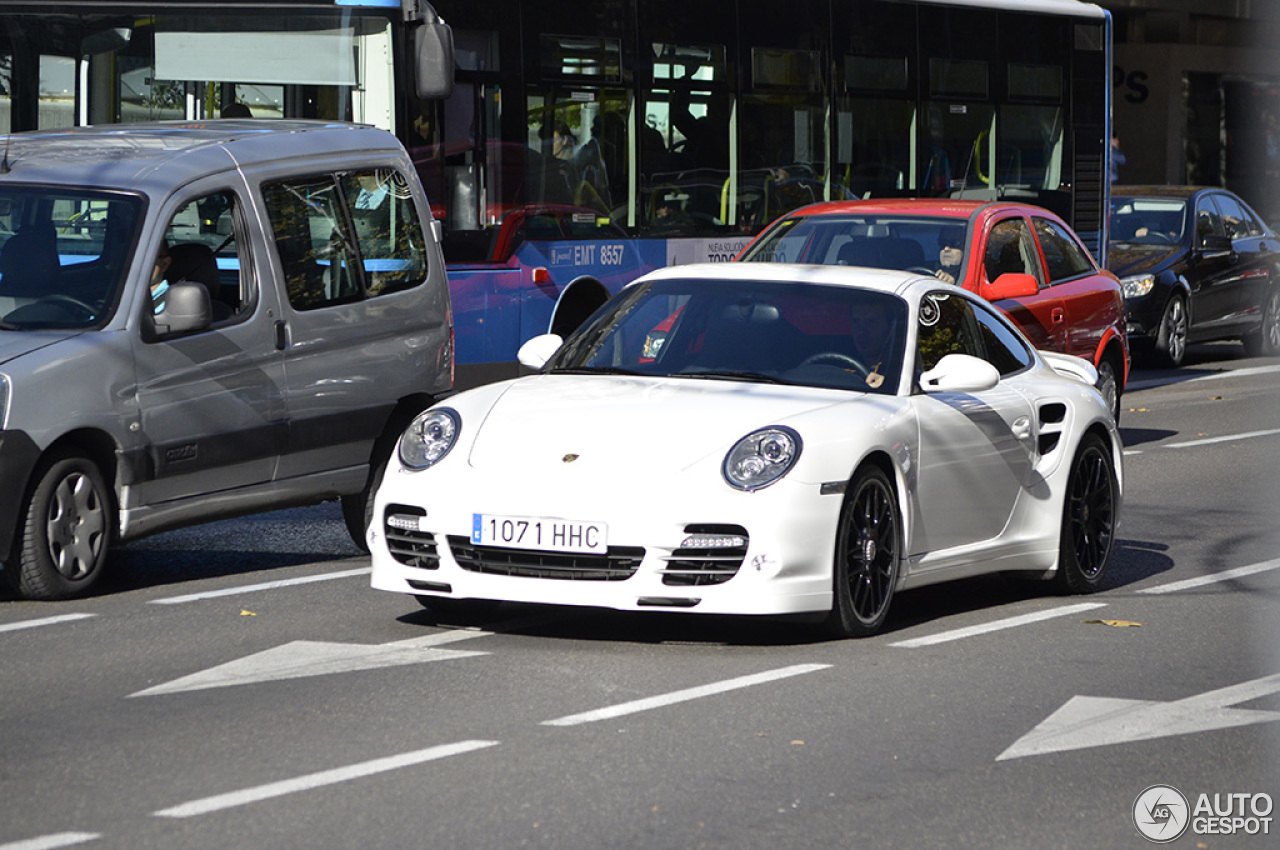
(7, 455), (112, 600)
(1054, 434), (1117, 594)
(1242, 287), (1280, 357)
(824, 465), (900, 638)
(1156, 294), (1188, 367)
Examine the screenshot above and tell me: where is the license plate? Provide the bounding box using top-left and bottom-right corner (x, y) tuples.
(471, 514), (607, 554)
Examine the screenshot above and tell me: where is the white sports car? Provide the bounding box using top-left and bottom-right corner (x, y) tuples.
(369, 263), (1122, 637)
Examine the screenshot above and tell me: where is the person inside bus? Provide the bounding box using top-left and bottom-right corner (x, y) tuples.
(552, 122), (577, 161)
(933, 228), (965, 284)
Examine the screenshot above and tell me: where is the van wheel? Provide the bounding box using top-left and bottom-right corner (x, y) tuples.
(342, 451), (388, 553)
(7, 454), (112, 600)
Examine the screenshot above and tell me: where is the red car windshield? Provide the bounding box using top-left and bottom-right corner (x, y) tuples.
(741, 214), (967, 280)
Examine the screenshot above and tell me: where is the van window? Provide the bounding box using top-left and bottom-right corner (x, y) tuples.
(338, 170), (428, 297)
(264, 170), (427, 310)
(157, 192), (250, 323)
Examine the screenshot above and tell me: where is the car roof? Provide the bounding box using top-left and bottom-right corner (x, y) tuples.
(0, 120), (405, 196)
(771, 198), (1038, 220)
(635, 261), (952, 297)
(1110, 185), (1210, 200)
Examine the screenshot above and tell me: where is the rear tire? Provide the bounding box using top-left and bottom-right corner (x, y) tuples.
(1242, 286), (1280, 357)
(7, 454), (113, 600)
(823, 465), (901, 638)
(1054, 433), (1117, 594)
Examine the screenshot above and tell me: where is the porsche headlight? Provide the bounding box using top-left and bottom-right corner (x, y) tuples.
(1120, 274), (1156, 299)
(399, 408), (460, 470)
(723, 426), (801, 491)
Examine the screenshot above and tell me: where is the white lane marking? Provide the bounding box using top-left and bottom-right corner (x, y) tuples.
(888, 602), (1107, 648)
(152, 740), (499, 818)
(0, 834), (100, 850)
(1163, 427), (1280, 449)
(130, 633), (490, 697)
(1137, 558), (1280, 595)
(997, 673), (1280, 760)
(149, 567), (371, 604)
(541, 663), (831, 728)
(0, 614), (96, 634)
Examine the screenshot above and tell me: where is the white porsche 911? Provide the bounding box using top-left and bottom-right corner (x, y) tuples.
(369, 263), (1122, 637)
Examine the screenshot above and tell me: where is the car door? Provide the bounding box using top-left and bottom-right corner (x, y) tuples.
(1209, 192), (1275, 328)
(1030, 215), (1121, 363)
(1186, 194), (1243, 336)
(911, 290), (1037, 557)
(976, 215), (1066, 354)
(129, 181), (287, 506)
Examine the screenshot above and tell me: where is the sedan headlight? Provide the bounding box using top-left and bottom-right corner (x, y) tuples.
(399, 408), (460, 470)
(1119, 274), (1156, 299)
(723, 426), (801, 491)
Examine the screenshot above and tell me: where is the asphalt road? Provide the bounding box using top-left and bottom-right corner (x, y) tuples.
(2, 342), (1279, 850)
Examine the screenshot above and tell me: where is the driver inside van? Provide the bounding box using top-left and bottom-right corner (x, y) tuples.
(150, 241), (171, 314)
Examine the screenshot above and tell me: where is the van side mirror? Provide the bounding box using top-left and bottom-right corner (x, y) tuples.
(985, 272), (1039, 300)
(152, 282), (212, 336)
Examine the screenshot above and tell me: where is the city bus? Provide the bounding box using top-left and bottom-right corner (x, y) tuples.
(0, 0), (1111, 388)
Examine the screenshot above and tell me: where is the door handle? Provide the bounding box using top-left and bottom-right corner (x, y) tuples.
(1051, 307), (1065, 324)
(274, 319), (288, 350)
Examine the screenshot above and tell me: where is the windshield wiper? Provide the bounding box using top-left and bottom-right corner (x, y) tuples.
(549, 365), (645, 376)
(675, 369), (795, 385)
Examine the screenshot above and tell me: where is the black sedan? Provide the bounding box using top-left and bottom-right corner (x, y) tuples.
(1109, 186), (1280, 365)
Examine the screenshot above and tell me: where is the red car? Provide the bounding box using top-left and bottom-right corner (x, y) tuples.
(738, 199), (1129, 420)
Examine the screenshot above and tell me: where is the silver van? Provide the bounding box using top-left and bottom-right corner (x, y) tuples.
(0, 121), (452, 599)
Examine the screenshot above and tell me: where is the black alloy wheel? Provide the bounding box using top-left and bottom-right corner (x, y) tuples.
(1054, 433), (1117, 594)
(825, 465), (900, 638)
(1243, 286), (1280, 357)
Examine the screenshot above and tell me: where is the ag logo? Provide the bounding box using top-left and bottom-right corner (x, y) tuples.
(1133, 785), (1190, 843)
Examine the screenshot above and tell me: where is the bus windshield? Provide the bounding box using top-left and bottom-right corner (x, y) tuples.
(0, 7), (397, 129)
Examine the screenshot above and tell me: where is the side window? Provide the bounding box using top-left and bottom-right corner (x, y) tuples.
(155, 192), (249, 324)
(1211, 193), (1259, 240)
(1195, 196), (1226, 245)
(1033, 217), (1095, 283)
(972, 299), (1033, 375)
(263, 175), (361, 310)
(983, 218), (1041, 287)
(917, 290), (982, 371)
(337, 169), (428, 297)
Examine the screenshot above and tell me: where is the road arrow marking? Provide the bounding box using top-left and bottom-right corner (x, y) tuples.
(997, 673), (1280, 760)
(129, 630), (489, 697)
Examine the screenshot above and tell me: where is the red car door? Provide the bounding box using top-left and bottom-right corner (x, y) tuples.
(1030, 215), (1126, 364)
(974, 214), (1067, 353)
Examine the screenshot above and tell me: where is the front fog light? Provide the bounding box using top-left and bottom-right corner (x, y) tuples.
(399, 408), (460, 470)
(723, 426), (801, 491)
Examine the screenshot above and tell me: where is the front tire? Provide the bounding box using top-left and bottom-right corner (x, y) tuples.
(1054, 434), (1118, 594)
(1155, 293), (1188, 367)
(823, 465), (901, 638)
(7, 454), (113, 600)
(1095, 356), (1122, 424)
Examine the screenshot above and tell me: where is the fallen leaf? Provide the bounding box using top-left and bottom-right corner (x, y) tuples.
(240, 610), (257, 617)
(1082, 619), (1144, 627)
(790, 740), (805, 746)
(1209, 395), (1223, 401)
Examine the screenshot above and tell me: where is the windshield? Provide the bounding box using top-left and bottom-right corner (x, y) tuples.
(0, 187), (143, 329)
(1109, 197), (1188, 246)
(740, 214), (967, 281)
(548, 278), (908, 395)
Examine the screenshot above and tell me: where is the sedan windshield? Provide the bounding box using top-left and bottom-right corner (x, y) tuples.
(549, 278), (908, 395)
(739, 214), (967, 281)
(1109, 197), (1188, 246)
(0, 187), (144, 329)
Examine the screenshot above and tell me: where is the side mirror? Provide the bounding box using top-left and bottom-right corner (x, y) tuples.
(152, 282), (211, 336)
(985, 272), (1039, 300)
(919, 353), (1000, 394)
(1198, 234), (1234, 258)
(517, 333), (563, 370)
(414, 21), (455, 99)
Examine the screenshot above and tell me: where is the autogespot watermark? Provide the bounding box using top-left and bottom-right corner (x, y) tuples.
(1133, 784), (1274, 842)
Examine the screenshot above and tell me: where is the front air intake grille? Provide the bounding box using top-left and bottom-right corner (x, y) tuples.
(662, 524), (749, 586)
(385, 505), (439, 569)
(446, 536), (645, 581)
